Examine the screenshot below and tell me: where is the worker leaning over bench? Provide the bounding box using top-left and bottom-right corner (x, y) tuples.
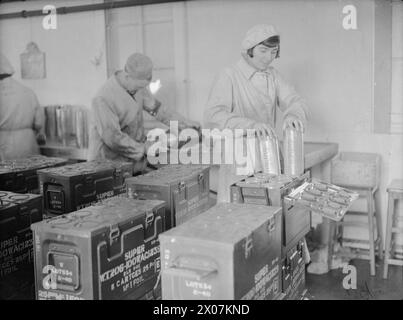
(204, 24), (309, 202)
(88, 53), (200, 174)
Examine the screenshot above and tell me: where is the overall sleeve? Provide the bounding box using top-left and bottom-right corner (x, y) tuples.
(273, 69), (309, 126)
(155, 106), (189, 127)
(141, 88), (188, 127)
(204, 71), (256, 130)
(92, 96), (145, 160)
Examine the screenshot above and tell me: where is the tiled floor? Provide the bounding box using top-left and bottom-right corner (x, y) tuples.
(306, 259), (403, 300)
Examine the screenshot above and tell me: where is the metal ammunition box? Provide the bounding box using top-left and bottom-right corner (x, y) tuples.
(0, 191), (43, 299)
(230, 173), (311, 252)
(31, 197), (166, 300)
(160, 203), (282, 300)
(281, 238), (306, 300)
(37, 160), (133, 216)
(0, 155), (68, 194)
(126, 164), (210, 229)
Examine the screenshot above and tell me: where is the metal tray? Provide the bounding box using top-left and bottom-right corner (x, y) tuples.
(285, 179), (359, 221)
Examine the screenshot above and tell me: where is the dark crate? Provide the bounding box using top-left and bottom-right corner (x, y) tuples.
(31, 197), (166, 300)
(160, 203), (282, 300)
(0, 191), (43, 299)
(281, 238), (306, 300)
(230, 173), (311, 252)
(37, 160), (133, 216)
(126, 164), (210, 229)
(0, 155), (68, 194)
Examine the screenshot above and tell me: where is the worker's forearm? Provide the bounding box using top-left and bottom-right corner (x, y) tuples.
(101, 129), (145, 160)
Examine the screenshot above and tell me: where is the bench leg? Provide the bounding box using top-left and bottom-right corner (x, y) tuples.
(367, 191), (376, 276)
(383, 195), (395, 279)
(374, 191), (384, 260)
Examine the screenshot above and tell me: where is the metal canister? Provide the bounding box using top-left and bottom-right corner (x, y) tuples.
(44, 105), (57, 142)
(283, 127), (304, 176)
(55, 106), (67, 145)
(75, 108), (88, 148)
(258, 136), (281, 175)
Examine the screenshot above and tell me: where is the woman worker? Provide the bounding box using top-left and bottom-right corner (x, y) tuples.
(204, 24), (309, 202)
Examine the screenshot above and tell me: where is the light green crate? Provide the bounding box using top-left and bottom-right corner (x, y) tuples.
(331, 152), (381, 189)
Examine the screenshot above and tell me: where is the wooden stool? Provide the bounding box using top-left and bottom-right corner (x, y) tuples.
(383, 179), (403, 279)
(328, 152), (383, 276)
(327, 187), (383, 276)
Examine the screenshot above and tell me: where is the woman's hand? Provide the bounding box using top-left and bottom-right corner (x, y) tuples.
(283, 115), (304, 132)
(253, 122), (277, 139)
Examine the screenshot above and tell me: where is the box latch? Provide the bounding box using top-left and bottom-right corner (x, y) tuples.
(267, 216), (276, 233)
(109, 225), (120, 244)
(84, 175), (93, 186)
(113, 168), (122, 179)
(178, 181), (187, 199)
(197, 173), (205, 193)
(145, 210), (154, 228)
(244, 235), (253, 259)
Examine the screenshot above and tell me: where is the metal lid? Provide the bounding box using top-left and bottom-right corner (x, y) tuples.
(33, 197), (165, 234)
(0, 155), (67, 172)
(128, 164), (208, 185)
(0, 199), (17, 210)
(1, 192), (41, 204)
(0, 191), (9, 198)
(37, 159), (132, 177)
(160, 203), (281, 244)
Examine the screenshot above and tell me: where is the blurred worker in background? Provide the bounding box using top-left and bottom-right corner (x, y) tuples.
(0, 53), (45, 160)
(89, 52), (200, 174)
(204, 24), (309, 202)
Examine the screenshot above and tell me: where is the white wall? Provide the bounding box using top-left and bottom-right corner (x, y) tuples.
(183, 0), (403, 240)
(0, 0), (107, 108)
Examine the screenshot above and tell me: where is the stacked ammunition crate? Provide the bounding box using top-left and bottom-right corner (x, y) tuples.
(0, 155), (68, 194)
(230, 173), (311, 299)
(159, 203), (282, 300)
(37, 159), (133, 217)
(126, 164), (210, 229)
(0, 191), (43, 299)
(31, 197), (166, 300)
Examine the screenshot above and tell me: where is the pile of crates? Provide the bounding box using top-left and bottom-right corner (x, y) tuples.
(0, 155), (70, 300)
(0, 155), (68, 193)
(29, 163), (214, 300)
(0, 156), (136, 300)
(1, 155), (358, 301)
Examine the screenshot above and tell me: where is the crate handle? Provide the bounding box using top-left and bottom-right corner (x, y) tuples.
(144, 215), (162, 243)
(168, 256), (217, 281)
(99, 224), (143, 262)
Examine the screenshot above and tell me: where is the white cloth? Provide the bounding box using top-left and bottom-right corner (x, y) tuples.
(242, 24), (279, 50)
(204, 57), (308, 202)
(0, 78), (43, 160)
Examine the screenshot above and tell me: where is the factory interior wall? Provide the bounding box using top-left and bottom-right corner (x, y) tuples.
(0, 0), (402, 246)
(0, 0), (107, 108)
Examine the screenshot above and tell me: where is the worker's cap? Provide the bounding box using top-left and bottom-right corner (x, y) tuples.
(124, 53), (153, 80)
(242, 24), (279, 50)
(0, 53), (15, 75)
